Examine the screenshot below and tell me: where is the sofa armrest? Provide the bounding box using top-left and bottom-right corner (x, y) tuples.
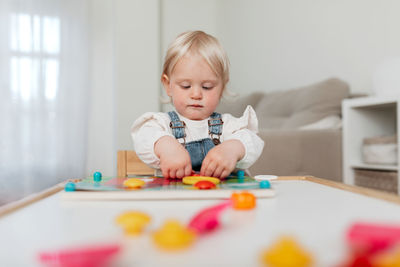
(250, 129), (342, 182)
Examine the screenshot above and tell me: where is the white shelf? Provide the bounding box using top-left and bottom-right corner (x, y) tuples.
(342, 96), (400, 194)
(350, 162), (398, 171)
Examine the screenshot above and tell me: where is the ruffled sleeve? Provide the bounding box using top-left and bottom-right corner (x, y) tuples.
(221, 105), (264, 169)
(131, 112), (173, 168)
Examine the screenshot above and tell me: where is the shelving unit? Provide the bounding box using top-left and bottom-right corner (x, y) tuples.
(342, 96), (400, 194)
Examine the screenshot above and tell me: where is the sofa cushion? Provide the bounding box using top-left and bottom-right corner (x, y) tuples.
(255, 78), (350, 129)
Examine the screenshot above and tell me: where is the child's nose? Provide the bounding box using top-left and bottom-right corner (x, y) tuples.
(190, 86), (202, 99)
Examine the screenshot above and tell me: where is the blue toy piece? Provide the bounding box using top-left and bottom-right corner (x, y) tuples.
(93, 171), (102, 182)
(65, 182), (76, 192)
(259, 180), (271, 189)
(237, 170), (245, 179)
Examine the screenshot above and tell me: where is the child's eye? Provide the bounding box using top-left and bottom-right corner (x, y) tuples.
(180, 84), (191, 89)
(202, 86), (212, 90)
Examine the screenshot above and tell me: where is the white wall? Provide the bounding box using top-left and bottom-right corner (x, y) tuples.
(115, 0), (160, 150)
(216, 0), (400, 95)
(86, 0), (116, 176)
(87, 0), (160, 176)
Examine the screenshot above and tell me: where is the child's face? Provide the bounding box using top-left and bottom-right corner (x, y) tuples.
(162, 52), (223, 120)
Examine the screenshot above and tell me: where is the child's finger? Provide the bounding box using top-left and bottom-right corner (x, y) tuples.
(184, 165), (192, 177)
(176, 168), (184, 179)
(203, 161), (217, 177)
(212, 165), (224, 178)
(169, 169), (176, 179)
(220, 169), (231, 179)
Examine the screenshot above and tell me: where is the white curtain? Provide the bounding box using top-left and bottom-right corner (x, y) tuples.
(0, 0), (90, 205)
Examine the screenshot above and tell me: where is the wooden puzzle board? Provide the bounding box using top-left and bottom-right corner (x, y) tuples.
(61, 175), (275, 200)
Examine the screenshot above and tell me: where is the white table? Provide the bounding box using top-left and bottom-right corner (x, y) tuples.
(1, 177), (400, 267)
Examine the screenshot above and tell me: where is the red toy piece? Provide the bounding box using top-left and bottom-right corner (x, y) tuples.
(39, 243), (120, 267)
(231, 192), (256, 210)
(347, 222), (400, 254)
(194, 180), (216, 190)
(187, 200), (232, 234)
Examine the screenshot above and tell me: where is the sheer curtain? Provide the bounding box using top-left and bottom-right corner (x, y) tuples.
(0, 0), (90, 205)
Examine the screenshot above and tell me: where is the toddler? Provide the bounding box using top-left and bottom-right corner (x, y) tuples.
(131, 31), (264, 179)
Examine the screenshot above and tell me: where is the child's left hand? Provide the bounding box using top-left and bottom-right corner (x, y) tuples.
(200, 140), (245, 179)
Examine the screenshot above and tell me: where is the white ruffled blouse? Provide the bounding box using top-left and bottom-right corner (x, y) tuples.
(131, 105), (264, 170)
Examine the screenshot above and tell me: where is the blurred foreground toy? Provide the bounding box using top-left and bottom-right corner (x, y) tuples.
(116, 211), (151, 236)
(188, 200), (232, 234)
(39, 243), (120, 267)
(153, 220), (196, 250)
(231, 192), (256, 210)
(261, 236), (313, 267)
(347, 222), (400, 254)
(340, 222), (400, 267)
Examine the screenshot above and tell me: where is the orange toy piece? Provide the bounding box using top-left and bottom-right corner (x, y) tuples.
(261, 236), (313, 267)
(372, 246), (400, 267)
(231, 192), (256, 210)
(153, 220), (196, 250)
(115, 211), (151, 236)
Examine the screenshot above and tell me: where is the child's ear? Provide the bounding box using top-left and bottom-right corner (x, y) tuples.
(161, 74), (172, 96)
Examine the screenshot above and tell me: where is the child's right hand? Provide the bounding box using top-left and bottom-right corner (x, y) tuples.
(154, 136), (192, 179)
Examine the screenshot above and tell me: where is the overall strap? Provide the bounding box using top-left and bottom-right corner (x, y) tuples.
(208, 112), (223, 145)
(167, 111), (186, 144)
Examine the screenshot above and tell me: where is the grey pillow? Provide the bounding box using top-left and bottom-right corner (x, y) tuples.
(216, 92), (264, 117)
(255, 78), (350, 129)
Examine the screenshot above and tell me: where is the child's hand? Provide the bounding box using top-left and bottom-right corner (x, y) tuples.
(200, 140), (245, 179)
(154, 136), (192, 179)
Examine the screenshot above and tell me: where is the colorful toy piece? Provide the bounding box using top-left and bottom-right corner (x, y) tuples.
(187, 200), (232, 234)
(153, 220), (196, 250)
(259, 180), (271, 189)
(231, 192), (256, 210)
(64, 182), (76, 192)
(194, 180), (216, 190)
(261, 236), (313, 267)
(347, 222), (400, 254)
(39, 243), (120, 267)
(182, 176), (220, 185)
(237, 170), (245, 179)
(93, 171), (102, 182)
(372, 245), (400, 267)
(123, 178), (145, 189)
(115, 211), (151, 236)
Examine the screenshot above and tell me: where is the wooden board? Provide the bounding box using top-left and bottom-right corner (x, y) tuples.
(61, 175), (275, 200)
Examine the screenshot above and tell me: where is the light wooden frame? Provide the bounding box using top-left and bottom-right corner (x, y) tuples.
(117, 150), (155, 177)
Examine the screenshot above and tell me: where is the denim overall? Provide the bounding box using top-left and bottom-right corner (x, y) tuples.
(168, 111), (223, 171)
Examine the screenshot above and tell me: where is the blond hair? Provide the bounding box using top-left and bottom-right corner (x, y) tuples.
(162, 31), (230, 91)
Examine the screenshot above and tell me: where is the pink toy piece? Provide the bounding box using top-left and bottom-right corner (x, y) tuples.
(347, 222), (400, 254)
(38, 243), (121, 267)
(187, 200), (232, 234)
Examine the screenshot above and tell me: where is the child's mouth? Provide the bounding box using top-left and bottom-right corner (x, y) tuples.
(189, 104), (203, 108)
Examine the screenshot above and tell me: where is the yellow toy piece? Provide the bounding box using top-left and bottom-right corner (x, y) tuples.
(153, 219), (196, 250)
(115, 211), (151, 236)
(182, 176), (220, 185)
(261, 236), (313, 267)
(123, 178), (145, 188)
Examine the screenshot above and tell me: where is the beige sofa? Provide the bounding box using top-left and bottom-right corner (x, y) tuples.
(216, 78), (350, 182)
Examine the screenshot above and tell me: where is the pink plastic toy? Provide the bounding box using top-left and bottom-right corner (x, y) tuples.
(187, 200), (232, 234)
(347, 222), (400, 254)
(38, 243), (121, 267)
